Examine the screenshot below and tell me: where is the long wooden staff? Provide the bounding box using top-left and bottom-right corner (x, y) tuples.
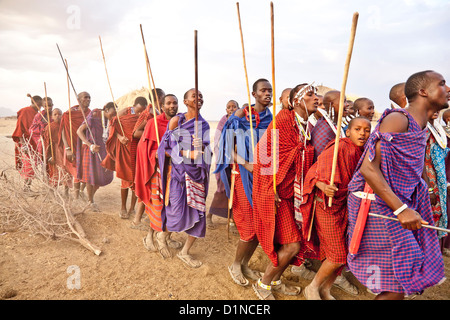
(140, 24), (161, 146)
(65, 59), (74, 153)
(26, 94), (47, 122)
(328, 12), (359, 207)
(98, 35), (125, 137)
(368, 212), (450, 234)
(27, 94), (40, 112)
(56, 43), (102, 161)
(236, 2), (255, 151)
(43, 82), (54, 161)
(194, 30), (199, 140)
(270, 2), (277, 206)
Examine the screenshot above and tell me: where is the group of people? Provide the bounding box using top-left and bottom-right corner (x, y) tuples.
(11, 69), (450, 300)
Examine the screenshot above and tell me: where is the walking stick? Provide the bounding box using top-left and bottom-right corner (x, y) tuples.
(98, 35), (125, 137)
(140, 24), (161, 146)
(56, 43), (102, 161)
(43, 82), (54, 161)
(368, 212), (450, 234)
(236, 2), (255, 152)
(26, 94), (48, 123)
(194, 30), (199, 140)
(270, 2), (277, 213)
(65, 59), (74, 153)
(328, 12), (359, 207)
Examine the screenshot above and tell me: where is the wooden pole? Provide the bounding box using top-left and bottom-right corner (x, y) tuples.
(236, 2), (255, 151)
(328, 12), (359, 207)
(270, 2), (277, 200)
(368, 212), (450, 234)
(56, 43), (101, 161)
(98, 36), (125, 137)
(139, 24), (161, 146)
(65, 59), (74, 153)
(43, 82), (54, 160)
(26, 94), (46, 122)
(194, 30), (199, 139)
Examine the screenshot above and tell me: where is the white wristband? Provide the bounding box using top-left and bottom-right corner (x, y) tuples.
(393, 203), (408, 216)
(186, 149), (191, 159)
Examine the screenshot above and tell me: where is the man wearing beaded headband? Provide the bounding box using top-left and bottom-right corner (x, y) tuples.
(252, 83), (317, 300)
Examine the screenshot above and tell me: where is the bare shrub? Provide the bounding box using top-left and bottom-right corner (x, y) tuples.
(0, 137), (101, 255)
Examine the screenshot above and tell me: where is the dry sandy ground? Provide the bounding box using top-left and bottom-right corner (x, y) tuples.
(0, 116), (448, 301)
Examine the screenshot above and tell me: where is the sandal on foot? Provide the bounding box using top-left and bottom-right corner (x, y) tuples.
(130, 221), (148, 231)
(88, 202), (100, 213)
(303, 285), (321, 300)
(252, 279), (275, 300)
(167, 237), (182, 249)
(177, 252), (202, 268)
(242, 267), (262, 281)
(142, 236), (157, 252)
(291, 264), (316, 281)
(333, 275), (359, 295)
(271, 280), (302, 296)
(155, 232), (171, 259)
(119, 209), (129, 219)
(228, 265), (249, 287)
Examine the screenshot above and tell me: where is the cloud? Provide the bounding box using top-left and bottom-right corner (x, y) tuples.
(0, 0), (448, 120)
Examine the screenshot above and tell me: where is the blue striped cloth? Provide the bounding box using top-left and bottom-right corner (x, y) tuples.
(347, 108), (445, 295)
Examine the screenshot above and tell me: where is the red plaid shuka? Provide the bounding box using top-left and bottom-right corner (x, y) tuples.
(232, 165), (256, 241)
(42, 120), (70, 186)
(102, 107), (139, 184)
(12, 105), (38, 171)
(57, 106), (91, 179)
(301, 138), (363, 264)
(253, 109), (315, 267)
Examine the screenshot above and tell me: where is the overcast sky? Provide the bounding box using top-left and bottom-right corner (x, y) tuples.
(0, 0), (448, 120)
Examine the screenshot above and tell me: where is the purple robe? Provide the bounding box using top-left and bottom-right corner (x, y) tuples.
(76, 110), (113, 187)
(158, 113), (211, 238)
(310, 117), (336, 162)
(347, 108), (445, 295)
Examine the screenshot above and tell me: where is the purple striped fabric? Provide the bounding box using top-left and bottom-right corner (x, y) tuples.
(347, 108), (445, 295)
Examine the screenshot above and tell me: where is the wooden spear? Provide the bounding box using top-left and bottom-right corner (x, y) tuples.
(140, 24), (161, 146)
(65, 59), (74, 153)
(328, 12), (359, 207)
(43, 82), (54, 161)
(236, 2), (255, 151)
(56, 43), (102, 161)
(98, 35), (125, 137)
(270, 2), (277, 205)
(368, 212), (450, 234)
(194, 30), (199, 140)
(26, 94), (46, 123)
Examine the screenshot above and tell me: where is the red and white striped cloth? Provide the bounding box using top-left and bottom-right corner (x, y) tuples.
(185, 172), (206, 212)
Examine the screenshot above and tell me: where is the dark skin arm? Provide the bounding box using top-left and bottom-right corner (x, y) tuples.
(133, 120), (146, 139)
(360, 112), (428, 230)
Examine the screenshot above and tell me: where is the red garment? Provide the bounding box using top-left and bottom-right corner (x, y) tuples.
(130, 109), (154, 182)
(102, 107), (140, 184)
(253, 109), (315, 267)
(42, 121), (67, 185)
(134, 113), (169, 206)
(57, 106), (91, 177)
(12, 105), (39, 170)
(232, 165), (256, 242)
(301, 138), (363, 263)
